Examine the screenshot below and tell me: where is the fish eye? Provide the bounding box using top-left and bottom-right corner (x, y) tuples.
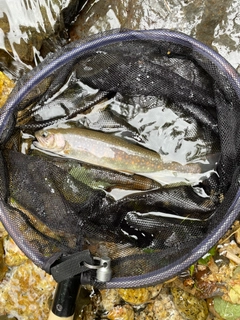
(41, 131), (49, 138)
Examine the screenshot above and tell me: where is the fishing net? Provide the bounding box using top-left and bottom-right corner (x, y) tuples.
(1, 29), (240, 288)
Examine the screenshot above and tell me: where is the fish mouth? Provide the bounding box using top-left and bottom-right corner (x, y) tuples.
(32, 140), (64, 158)
(34, 130), (54, 150)
(33, 141), (45, 150)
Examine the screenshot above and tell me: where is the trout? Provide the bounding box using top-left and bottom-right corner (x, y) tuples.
(34, 127), (201, 180)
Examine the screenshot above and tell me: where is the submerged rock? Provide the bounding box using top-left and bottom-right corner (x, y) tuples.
(117, 285), (162, 305)
(70, 0), (240, 69)
(0, 71), (14, 107)
(0, 0), (87, 77)
(107, 305), (135, 320)
(171, 287), (209, 320)
(0, 236), (8, 282)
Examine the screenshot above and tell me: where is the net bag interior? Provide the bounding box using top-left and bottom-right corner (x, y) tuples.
(1, 29), (240, 288)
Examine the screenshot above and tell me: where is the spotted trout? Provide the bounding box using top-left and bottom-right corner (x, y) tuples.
(34, 127), (201, 182)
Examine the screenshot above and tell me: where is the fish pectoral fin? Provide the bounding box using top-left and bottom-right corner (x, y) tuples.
(63, 149), (71, 155)
(62, 142), (72, 155)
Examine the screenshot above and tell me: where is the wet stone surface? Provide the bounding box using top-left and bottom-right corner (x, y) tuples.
(0, 1), (240, 320)
(70, 0), (240, 70)
(1, 0), (239, 75)
(0, 0), (86, 77)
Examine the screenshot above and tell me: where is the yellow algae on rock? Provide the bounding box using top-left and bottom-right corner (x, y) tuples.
(4, 237), (28, 267)
(0, 237), (8, 281)
(118, 287), (150, 305)
(0, 224), (56, 319)
(0, 71), (14, 107)
(135, 288), (184, 320)
(107, 304), (134, 320)
(0, 222), (8, 237)
(228, 284), (240, 304)
(171, 287), (208, 320)
(101, 289), (121, 311)
(0, 260), (56, 320)
(118, 284), (162, 305)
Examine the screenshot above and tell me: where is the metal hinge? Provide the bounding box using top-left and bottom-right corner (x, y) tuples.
(50, 250), (112, 283)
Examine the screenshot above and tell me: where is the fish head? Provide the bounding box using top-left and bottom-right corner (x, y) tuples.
(34, 129), (66, 152)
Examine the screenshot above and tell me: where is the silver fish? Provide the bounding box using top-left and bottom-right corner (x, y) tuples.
(34, 127), (203, 185)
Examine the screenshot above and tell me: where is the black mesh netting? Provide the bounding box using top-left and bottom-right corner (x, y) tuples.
(1, 29), (240, 288)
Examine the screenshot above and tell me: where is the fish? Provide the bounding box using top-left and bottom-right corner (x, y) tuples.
(34, 127), (202, 184)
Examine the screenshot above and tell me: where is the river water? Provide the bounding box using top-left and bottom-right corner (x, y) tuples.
(69, 0), (240, 70)
(0, 0), (239, 76)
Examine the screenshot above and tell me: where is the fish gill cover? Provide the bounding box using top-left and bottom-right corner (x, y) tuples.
(0, 29), (240, 288)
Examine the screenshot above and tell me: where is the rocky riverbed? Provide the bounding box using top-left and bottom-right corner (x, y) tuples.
(0, 1), (240, 319)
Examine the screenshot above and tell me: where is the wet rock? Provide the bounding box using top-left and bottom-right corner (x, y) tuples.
(3, 237), (28, 267)
(0, 0), (87, 77)
(136, 287), (184, 320)
(171, 287), (209, 320)
(107, 304), (135, 320)
(0, 71), (14, 107)
(0, 260), (56, 319)
(211, 0), (240, 70)
(118, 285), (162, 305)
(0, 237), (8, 282)
(100, 289), (121, 312)
(74, 287), (101, 320)
(70, 0), (240, 69)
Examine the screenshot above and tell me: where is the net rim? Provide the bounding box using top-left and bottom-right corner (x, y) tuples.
(106, 186), (240, 288)
(1, 29), (240, 138)
(1, 29), (240, 287)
